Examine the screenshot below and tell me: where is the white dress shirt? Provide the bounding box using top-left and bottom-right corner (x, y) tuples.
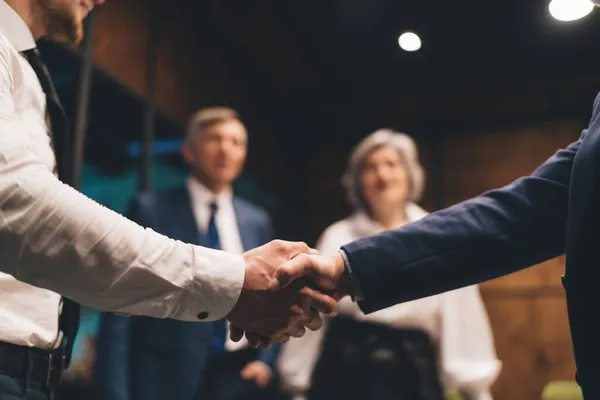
(186, 177), (249, 351)
(278, 203), (502, 400)
(187, 177), (244, 256)
(0, 0), (245, 350)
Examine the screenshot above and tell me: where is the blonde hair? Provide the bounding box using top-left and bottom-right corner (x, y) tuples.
(186, 107), (241, 142)
(342, 129), (425, 212)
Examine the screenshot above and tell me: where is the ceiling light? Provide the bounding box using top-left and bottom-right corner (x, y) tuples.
(398, 32), (421, 52)
(549, 0), (594, 21)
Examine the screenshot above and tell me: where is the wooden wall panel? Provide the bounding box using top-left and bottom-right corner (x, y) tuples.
(482, 293), (574, 399)
(441, 122), (581, 206)
(481, 257), (566, 291)
(484, 296), (540, 400)
(535, 296), (576, 383)
(92, 0), (150, 96)
(92, 1), (237, 122)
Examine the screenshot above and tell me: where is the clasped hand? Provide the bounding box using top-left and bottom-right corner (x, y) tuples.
(226, 240), (350, 348)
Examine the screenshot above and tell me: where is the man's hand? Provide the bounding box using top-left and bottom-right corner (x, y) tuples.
(226, 240), (338, 345)
(270, 252), (352, 300)
(240, 361), (272, 389)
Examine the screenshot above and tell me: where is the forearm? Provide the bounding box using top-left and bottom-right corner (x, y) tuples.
(345, 183), (566, 312)
(0, 158), (244, 321)
(343, 140), (577, 313)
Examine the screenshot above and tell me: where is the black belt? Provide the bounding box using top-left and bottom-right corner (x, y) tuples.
(0, 341), (65, 386)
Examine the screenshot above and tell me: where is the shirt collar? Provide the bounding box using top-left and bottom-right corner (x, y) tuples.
(0, 1), (36, 52)
(186, 176), (233, 208)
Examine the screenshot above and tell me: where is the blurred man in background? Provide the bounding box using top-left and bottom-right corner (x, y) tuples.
(94, 108), (283, 400)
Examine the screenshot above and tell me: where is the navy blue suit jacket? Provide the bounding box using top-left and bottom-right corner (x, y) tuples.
(93, 186), (280, 400)
(342, 93), (600, 398)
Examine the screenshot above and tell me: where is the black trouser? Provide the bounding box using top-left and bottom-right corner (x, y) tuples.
(0, 371), (54, 400)
(0, 343), (63, 400)
(309, 317), (445, 400)
(198, 349), (287, 400)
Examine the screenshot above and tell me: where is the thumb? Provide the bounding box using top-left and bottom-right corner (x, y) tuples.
(269, 254), (314, 289)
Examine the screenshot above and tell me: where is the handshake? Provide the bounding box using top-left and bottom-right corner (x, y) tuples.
(226, 240), (352, 348)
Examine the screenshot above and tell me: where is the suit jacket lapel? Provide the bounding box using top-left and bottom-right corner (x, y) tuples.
(233, 198), (257, 251)
(174, 186), (203, 245)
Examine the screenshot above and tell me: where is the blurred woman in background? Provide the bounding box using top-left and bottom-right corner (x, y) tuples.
(278, 129), (502, 400)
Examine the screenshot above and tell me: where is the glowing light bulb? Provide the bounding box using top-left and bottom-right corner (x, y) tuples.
(549, 0), (594, 21)
(398, 32), (421, 52)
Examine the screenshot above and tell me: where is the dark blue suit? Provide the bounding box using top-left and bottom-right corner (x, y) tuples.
(92, 186), (280, 400)
(342, 93), (600, 399)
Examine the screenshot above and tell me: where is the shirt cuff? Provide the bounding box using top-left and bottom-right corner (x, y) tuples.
(339, 249), (364, 302)
(170, 246), (246, 322)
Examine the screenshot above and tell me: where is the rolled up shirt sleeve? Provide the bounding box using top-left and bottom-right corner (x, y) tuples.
(0, 42), (245, 322)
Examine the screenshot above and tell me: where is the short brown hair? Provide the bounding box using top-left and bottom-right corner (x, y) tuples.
(186, 107), (241, 142)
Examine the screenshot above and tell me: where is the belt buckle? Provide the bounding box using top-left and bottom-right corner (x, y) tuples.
(45, 352), (65, 386)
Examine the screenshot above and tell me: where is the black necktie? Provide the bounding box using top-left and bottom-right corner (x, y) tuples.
(21, 48), (71, 179)
(204, 202), (222, 250)
(205, 202), (227, 355)
(21, 48), (80, 367)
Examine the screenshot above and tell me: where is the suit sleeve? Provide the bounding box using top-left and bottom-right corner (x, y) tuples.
(342, 136), (580, 313)
(91, 197), (150, 400)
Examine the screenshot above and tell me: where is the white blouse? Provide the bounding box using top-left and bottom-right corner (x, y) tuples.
(278, 203), (502, 400)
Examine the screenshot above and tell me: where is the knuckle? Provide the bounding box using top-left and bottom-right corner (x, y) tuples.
(311, 323), (323, 331)
(292, 329), (306, 338)
(301, 313), (314, 325)
(297, 241), (309, 252)
(278, 266), (291, 277)
(298, 285), (313, 296)
(281, 240), (295, 253)
(308, 313), (322, 326)
(295, 253), (310, 264)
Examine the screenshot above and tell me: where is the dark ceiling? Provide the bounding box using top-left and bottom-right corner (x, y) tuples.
(181, 0), (600, 144)
(191, 0), (600, 95)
